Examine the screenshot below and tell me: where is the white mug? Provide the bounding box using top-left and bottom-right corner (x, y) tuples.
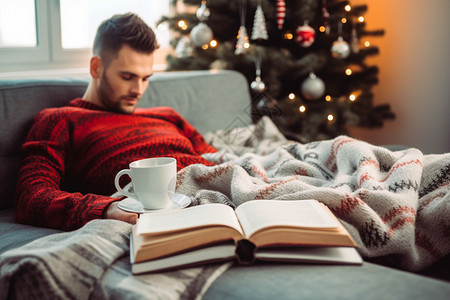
(114, 157), (177, 209)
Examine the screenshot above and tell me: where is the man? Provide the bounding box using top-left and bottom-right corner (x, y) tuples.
(15, 13), (217, 231)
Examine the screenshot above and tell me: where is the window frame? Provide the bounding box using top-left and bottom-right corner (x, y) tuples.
(48, 0), (91, 64)
(0, 0), (171, 75)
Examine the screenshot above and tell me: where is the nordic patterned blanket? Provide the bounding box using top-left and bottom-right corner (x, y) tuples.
(1, 117), (449, 299)
(193, 117), (449, 271)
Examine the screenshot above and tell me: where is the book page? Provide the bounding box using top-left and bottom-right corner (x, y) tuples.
(235, 200), (340, 238)
(136, 203), (243, 236)
(131, 242), (236, 274)
(255, 246), (362, 265)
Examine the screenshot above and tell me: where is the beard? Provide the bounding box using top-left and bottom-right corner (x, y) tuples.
(98, 72), (138, 114)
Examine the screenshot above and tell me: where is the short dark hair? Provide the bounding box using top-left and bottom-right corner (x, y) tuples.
(93, 13), (158, 66)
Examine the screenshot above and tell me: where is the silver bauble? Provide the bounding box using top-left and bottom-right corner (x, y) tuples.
(190, 22), (213, 47)
(331, 36), (351, 59)
(196, 3), (210, 22)
(175, 36), (193, 58)
(251, 76), (266, 93)
(301, 73), (325, 100)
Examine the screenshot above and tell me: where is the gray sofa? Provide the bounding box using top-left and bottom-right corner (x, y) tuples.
(1, 70), (449, 299)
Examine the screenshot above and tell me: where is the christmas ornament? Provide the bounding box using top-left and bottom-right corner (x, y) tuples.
(331, 21), (350, 59)
(296, 22), (315, 47)
(321, 0), (330, 34)
(331, 36), (350, 59)
(235, 0), (250, 55)
(351, 21), (359, 53)
(175, 36), (193, 58)
(250, 55), (266, 92)
(251, 0), (268, 40)
(190, 0), (213, 47)
(249, 54), (282, 119)
(276, 0), (286, 30)
(254, 93), (281, 119)
(196, 1), (210, 22)
(235, 26), (250, 55)
(301, 73), (325, 100)
(190, 22), (213, 47)
(251, 77), (266, 93)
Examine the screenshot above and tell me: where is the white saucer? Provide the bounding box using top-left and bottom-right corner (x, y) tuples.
(118, 193), (192, 214)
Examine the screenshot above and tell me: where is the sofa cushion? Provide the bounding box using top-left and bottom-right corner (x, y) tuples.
(138, 70), (252, 135)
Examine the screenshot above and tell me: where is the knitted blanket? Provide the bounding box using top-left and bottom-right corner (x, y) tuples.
(175, 117), (450, 272)
(0, 219), (231, 300)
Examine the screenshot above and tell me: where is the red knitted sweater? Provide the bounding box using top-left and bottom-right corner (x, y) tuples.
(15, 98), (217, 230)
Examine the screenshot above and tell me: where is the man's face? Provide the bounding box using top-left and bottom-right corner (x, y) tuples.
(97, 45), (154, 114)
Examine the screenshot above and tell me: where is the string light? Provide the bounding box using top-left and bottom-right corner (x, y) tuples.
(244, 42), (250, 49)
(299, 105), (306, 113)
(341, 18), (348, 24)
(210, 40), (218, 47)
(289, 93), (296, 100)
(327, 114), (334, 122)
(345, 68), (352, 76)
(202, 44), (209, 50)
(358, 16), (365, 22)
(284, 32), (294, 40)
(325, 95), (332, 102)
(349, 90), (362, 102)
(364, 41), (370, 47)
(178, 20), (188, 30)
(345, 5), (351, 12)
(319, 26), (326, 33)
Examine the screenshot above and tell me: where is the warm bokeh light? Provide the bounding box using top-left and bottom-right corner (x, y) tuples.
(349, 94), (356, 101)
(202, 44), (208, 50)
(319, 26), (326, 33)
(210, 39), (217, 47)
(327, 114), (334, 121)
(345, 68), (352, 76)
(341, 18), (347, 24)
(364, 41), (370, 47)
(345, 5), (351, 12)
(325, 95), (332, 102)
(289, 93), (296, 100)
(178, 20), (188, 30)
(358, 16), (365, 22)
(284, 32), (293, 40)
(299, 105), (306, 113)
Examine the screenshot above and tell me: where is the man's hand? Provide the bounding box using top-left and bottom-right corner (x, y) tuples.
(104, 201), (138, 224)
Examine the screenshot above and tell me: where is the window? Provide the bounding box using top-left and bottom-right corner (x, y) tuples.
(0, 0), (37, 47)
(0, 0), (171, 74)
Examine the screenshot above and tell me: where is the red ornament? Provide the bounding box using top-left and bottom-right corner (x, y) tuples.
(296, 22), (315, 47)
(277, 0), (286, 30)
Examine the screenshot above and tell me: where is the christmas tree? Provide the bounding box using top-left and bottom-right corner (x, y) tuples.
(159, 0), (395, 142)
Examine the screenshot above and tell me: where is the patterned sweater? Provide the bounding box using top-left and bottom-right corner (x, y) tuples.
(15, 98), (217, 230)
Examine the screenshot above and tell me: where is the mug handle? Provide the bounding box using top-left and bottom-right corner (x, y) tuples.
(114, 169), (136, 199)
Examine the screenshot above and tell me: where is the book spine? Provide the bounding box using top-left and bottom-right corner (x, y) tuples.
(235, 239), (257, 264)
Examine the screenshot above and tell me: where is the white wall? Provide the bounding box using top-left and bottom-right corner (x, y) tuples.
(349, 0), (450, 154)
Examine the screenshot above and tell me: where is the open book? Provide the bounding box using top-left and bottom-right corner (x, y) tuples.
(130, 199), (362, 274)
